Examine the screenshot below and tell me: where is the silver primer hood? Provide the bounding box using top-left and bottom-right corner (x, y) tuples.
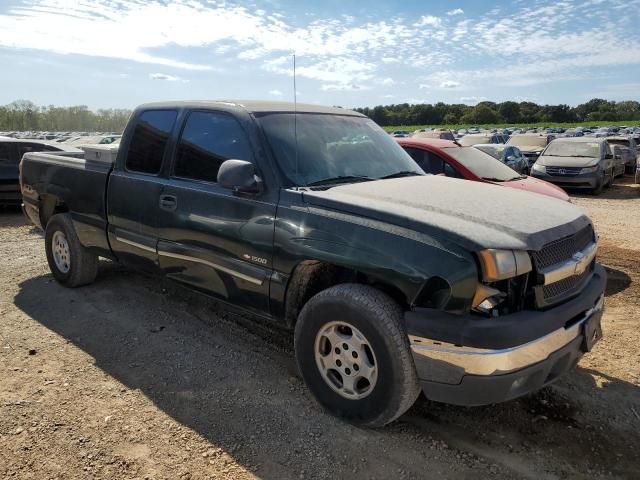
(302, 176), (590, 252)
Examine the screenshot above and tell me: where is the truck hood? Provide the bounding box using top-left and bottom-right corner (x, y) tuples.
(537, 155), (600, 168)
(302, 176), (590, 252)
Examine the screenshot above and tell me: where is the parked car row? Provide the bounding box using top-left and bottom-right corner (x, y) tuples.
(392, 125), (640, 179)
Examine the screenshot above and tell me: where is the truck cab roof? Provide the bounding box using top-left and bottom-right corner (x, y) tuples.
(136, 100), (364, 117)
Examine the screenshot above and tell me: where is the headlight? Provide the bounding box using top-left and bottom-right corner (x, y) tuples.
(580, 166), (599, 174)
(532, 163), (546, 173)
(477, 249), (532, 282)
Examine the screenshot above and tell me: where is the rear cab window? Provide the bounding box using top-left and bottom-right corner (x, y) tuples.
(125, 110), (178, 174)
(0, 142), (17, 164)
(173, 111), (254, 183)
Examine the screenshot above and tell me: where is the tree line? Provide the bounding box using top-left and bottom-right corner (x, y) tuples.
(0, 100), (131, 132)
(354, 98), (640, 126)
(1, 98), (639, 132)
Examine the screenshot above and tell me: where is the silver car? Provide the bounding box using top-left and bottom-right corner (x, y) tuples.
(531, 137), (616, 195)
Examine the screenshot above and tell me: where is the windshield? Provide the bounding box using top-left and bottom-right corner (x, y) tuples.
(256, 113), (423, 186)
(442, 147), (521, 182)
(507, 135), (547, 148)
(542, 141), (600, 157)
(474, 145), (505, 160)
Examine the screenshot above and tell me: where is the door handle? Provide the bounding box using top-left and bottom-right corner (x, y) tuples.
(159, 194), (177, 211)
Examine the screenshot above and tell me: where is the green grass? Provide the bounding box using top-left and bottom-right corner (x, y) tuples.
(383, 120), (640, 132)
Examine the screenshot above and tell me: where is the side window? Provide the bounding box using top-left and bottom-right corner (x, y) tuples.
(403, 148), (445, 175)
(403, 147), (424, 165)
(174, 111), (253, 183)
(444, 162), (461, 178)
(422, 151), (445, 174)
(126, 110), (178, 174)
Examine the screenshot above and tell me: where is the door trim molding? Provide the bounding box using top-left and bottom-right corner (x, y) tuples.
(157, 249), (264, 286)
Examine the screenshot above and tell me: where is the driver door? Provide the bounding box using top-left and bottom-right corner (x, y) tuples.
(156, 110), (276, 315)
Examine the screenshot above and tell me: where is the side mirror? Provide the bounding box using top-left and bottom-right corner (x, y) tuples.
(217, 159), (263, 195)
(506, 155), (517, 162)
(604, 153), (613, 160)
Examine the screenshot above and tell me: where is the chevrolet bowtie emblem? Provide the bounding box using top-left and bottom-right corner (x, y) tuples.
(572, 251), (588, 275)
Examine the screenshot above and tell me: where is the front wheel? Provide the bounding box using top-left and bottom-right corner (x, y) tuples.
(294, 284), (421, 427)
(591, 173), (604, 195)
(605, 167), (614, 188)
(45, 213), (98, 287)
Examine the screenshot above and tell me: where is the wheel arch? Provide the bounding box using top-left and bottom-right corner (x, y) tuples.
(39, 194), (69, 228)
(283, 260), (410, 329)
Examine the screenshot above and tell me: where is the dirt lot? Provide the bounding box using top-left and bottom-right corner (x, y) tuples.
(1, 180), (639, 480)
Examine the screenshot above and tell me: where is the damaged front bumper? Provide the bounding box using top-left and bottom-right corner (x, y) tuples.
(404, 264), (606, 406)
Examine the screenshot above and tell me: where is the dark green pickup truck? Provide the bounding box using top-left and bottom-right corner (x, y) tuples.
(20, 101), (605, 427)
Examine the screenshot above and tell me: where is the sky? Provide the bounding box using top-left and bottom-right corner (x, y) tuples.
(0, 0), (639, 110)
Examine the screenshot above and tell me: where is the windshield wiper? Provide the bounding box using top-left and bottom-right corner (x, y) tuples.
(305, 175), (373, 187)
(507, 175), (527, 181)
(379, 170), (422, 180)
(481, 177), (507, 182)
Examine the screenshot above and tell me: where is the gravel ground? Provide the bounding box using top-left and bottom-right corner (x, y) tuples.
(1, 179), (639, 480)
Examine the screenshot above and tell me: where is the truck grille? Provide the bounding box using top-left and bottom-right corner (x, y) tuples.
(532, 225), (596, 307)
(541, 262), (594, 302)
(545, 166), (582, 176)
(532, 225), (595, 270)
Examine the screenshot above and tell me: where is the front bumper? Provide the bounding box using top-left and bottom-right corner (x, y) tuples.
(405, 265), (605, 406)
(531, 170), (599, 189)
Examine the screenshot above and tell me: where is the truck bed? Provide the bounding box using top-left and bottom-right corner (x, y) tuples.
(20, 151), (113, 254)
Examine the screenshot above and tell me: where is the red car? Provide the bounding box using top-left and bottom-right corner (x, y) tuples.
(397, 137), (570, 202)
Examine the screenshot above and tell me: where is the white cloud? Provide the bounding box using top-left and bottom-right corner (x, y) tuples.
(320, 83), (366, 91)
(149, 73), (180, 81)
(381, 77), (395, 86)
(460, 96), (487, 105)
(414, 15), (441, 27)
(268, 89), (283, 96)
(0, 0), (638, 104)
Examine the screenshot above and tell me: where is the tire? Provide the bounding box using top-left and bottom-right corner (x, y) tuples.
(45, 213), (98, 287)
(591, 173), (604, 195)
(605, 168), (614, 188)
(294, 284), (421, 427)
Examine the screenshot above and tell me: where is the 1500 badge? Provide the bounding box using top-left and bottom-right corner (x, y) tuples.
(243, 254), (268, 265)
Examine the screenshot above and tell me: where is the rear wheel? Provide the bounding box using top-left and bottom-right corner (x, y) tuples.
(294, 284), (421, 427)
(45, 213), (98, 287)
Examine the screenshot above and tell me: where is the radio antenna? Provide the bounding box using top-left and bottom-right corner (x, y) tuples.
(293, 53), (299, 188)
